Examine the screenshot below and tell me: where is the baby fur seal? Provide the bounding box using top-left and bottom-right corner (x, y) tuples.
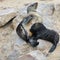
(16, 2), (59, 54)
(30, 23), (59, 53)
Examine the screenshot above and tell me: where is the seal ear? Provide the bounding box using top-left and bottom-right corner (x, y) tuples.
(27, 2), (38, 13)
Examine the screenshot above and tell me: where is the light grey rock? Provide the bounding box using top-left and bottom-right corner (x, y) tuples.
(0, 8), (17, 27)
(29, 50), (47, 60)
(43, 16), (55, 29)
(18, 6), (27, 17)
(8, 30), (26, 46)
(37, 3), (54, 16)
(18, 55), (36, 60)
(7, 50), (20, 60)
(18, 3), (55, 16)
(18, 50), (47, 60)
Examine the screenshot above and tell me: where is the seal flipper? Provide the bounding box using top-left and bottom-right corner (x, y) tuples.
(49, 33), (59, 53)
(49, 44), (56, 53)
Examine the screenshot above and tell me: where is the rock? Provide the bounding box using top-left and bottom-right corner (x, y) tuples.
(29, 50), (47, 60)
(0, 2), (60, 60)
(6, 50), (20, 60)
(18, 6), (27, 17)
(37, 3), (55, 16)
(12, 15), (22, 29)
(8, 30), (26, 46)
(37, 40), (52, 51)
(19, 50), (47, 60)
(18, 55), (36, 60)
(18, 3), (55, 16)
(0, 0), (4, 2)
(55, 4), (60, 14)
(0, 8), (17, 27)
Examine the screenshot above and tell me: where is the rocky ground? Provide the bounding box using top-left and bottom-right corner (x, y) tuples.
(0, 0), (60, 60)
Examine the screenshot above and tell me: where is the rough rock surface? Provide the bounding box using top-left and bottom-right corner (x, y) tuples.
(19, 55), (36, 60)
(0, 8), (16, 27)
(12, 3), (60, 34)
(19, 50), (47, 60)
(0, 0), (60, 60)
(37, 3), (54, 16)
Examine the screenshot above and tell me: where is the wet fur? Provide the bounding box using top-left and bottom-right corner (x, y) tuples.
(30, 23), (59, 53)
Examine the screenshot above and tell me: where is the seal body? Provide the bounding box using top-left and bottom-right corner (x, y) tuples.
(16, 2), (59, 53)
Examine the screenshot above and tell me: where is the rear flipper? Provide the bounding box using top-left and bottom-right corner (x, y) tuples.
(49, 44), (56, 53)
(49, 33), (59, 53)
